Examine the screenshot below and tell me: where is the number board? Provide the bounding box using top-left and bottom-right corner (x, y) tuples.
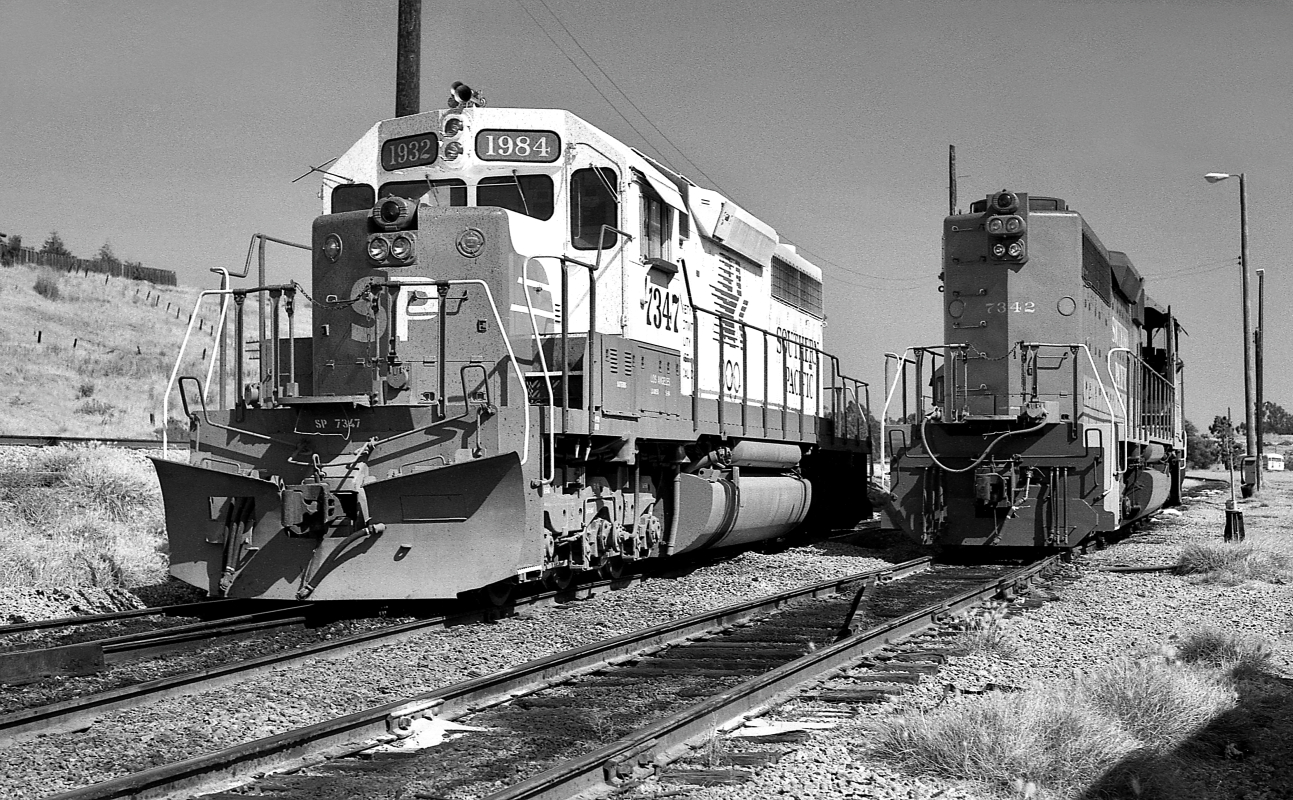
(475, 129), (560, 163)
(381, 132), (439, 171)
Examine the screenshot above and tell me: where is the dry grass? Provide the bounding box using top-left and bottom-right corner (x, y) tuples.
(1176, 541), (1292, 585)
(0, 262), (275, 438)
(870, 652), (1243, 799)
(949, 601), (1019, 659)
(1174, 627), (1273, 679)
(0, 445), (167, 589)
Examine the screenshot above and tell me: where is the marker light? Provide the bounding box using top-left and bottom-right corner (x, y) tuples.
(367, 236), (390, 262)
(1007, 241), (1026, 258)
(444, 117), (463, 136)
(322, 234), (343, 262)
(992, 243), (1007, 258)
(391, 235), (414, 262)
(443, 141), (463, 161)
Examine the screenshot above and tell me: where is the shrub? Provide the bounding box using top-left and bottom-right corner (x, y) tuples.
(870, 654), (1239, 798)
(34, 270), (61, 300)
(1177, 542), (1292, 584)
(1175, 627), (1272, 678)
(77, 381), (95, 399)
(75, 398), (118, 419)
(872, 688), (1134, 796)
(1077, 658), (1236, 751)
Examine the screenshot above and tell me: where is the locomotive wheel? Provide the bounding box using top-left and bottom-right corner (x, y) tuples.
(542, 567), (573, 591)
(483, 581), (514, 607)
(599, 557), (625, 580)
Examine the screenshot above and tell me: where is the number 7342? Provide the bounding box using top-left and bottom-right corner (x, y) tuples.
(986, 301), (1035, 314)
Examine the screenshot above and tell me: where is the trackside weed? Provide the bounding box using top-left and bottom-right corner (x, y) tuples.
(1176, 542), (1292, 585)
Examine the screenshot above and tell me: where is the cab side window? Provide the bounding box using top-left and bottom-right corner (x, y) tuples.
(641, 185), (671, 261)
(571, 167), (619, 250)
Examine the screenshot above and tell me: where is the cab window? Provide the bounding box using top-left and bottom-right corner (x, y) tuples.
(571, 167), (619, 250)
(640, 185), (671, 261)
(380, 179), (466, 206)
(332, 183), (375, 213)
(477, 174), (554, 220)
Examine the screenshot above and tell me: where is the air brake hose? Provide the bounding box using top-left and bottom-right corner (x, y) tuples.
(920, 414), (1049, 474)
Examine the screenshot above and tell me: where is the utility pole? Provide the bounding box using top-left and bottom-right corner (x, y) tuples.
(1256, 268), (1265, 477)
(396, 0), (422, 118)
(1239, 174), (1257, 492)
(948, 145), (957, 216)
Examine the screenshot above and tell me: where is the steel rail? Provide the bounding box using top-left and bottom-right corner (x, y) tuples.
(0, 605), (316, 686)
(1, 574), (651, 745)
(0, 435), (165, 450)
(45, 557), (932, 799)
(490, 556), (1060, 800)
(0, 599), (252, 637)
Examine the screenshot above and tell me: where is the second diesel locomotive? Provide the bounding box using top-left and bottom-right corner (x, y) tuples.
(153, 85), (873, 601)
(880, 191), (1184, 548)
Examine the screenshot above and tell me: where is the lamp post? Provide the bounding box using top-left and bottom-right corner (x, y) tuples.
(1204, 172), (1257, 492)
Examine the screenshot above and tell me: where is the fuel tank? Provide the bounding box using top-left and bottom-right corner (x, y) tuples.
(671, 473), (812, 554)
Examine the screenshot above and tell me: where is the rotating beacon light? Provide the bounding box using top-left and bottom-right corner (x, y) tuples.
(984, 190), (1028, 264)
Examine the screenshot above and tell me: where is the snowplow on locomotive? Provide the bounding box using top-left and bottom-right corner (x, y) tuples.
(153, 86), (873, 601)
(879, 191), (1185, 549)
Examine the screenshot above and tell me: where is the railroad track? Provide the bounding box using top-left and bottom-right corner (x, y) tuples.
(0, 572), (659, 746)
(46, 556), (1060, 800)
(0, 434), (167, 450)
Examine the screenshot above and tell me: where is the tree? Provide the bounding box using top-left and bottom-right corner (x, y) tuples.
(96, 241), (120, 266)
(1208, 415), (1243, 468)
(1184, 419), (1219, 469)
(0, 233), (20, 265)
(1260, 401), (1293, 437)
(40, 231), (71, 257)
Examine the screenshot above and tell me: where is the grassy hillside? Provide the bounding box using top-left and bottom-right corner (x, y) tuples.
(0, 263), (297, 438)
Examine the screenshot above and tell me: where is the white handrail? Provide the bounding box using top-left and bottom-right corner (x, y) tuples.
(518, 271), (555, 483)
(163, 289), (236, 454)
(204, 269), (231, 405)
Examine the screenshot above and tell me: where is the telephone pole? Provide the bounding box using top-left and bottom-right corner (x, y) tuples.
(396, 0), (422, 117)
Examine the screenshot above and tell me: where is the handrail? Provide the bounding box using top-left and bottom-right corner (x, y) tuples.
(518, 269), (556, 484)
(163, 289), (236, 453)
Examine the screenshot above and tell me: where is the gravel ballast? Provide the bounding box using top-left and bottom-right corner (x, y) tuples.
(0, 541), (904, 797)
(5, 472), (1291, 799)
(627, 473), (1293, 800)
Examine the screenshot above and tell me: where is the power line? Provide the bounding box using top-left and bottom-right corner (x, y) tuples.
(1144, 256), (1241, 280)
(527, 0), (723, 191)
(511, 0), (669, 166)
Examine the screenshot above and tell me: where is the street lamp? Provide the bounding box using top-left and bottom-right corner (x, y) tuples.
(1204, 171), (1257, 493)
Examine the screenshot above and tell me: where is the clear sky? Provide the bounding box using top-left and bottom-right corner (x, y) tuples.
(2, 0), (1289, 427)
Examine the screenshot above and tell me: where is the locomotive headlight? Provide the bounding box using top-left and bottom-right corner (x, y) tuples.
(443, 141), (463, 161)
(986, 217), (1005, 235)
(444, 117), (463, 136)
(367, 236), (390, 262)
(1004, 216), (1025, 234)
(322, 234), (343, 262)
(390, 235), (415, 262)
(992, 243), (1008, 258)
(1007, 241), (1026, 258)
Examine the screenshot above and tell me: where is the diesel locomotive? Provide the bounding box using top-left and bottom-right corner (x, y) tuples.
(153, 85), (872, 601)
(880, 191), (1184, 548)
